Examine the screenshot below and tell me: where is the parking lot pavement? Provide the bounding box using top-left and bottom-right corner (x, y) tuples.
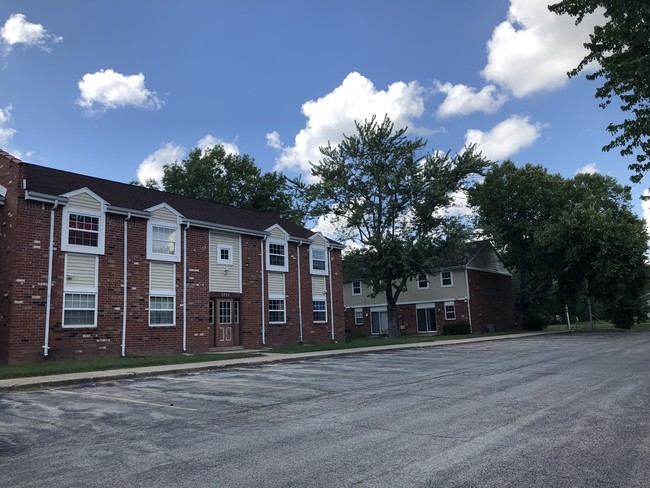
(1, 333), (650, 487)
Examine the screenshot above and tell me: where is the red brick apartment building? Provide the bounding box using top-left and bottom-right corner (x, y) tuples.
(344, 241), (516, 336)
(0, 151), (345, 364)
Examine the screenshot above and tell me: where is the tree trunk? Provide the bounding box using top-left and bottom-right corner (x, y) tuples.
(386, 291), (401, 338)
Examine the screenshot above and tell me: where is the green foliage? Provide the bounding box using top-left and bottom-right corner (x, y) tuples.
(469, 162), (647, 327)
(306, 115), (489, 337)
(548, 1), (650, 181)
(443, 323), (471, 335)
(160, 145), (306, 224)
(611, 300), (636, 329)
(522, 314), (547, 331)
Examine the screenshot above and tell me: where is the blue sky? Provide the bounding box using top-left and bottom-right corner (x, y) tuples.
(1, 1), (647, 231)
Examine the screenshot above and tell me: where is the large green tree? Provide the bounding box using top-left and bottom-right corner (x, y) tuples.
(469, 161), (647, 327)
(548, 1), (650, 182)
(161, 145), (306, 224)
(306, 115), (489, 337)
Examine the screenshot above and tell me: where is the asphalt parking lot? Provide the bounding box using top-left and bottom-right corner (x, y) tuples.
(1, 333), (649, 487)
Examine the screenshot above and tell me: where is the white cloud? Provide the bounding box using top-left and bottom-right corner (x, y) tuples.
(266, 131), (282, 150)
(643, 190), (650, 237)
(435, 82), (508, 117)
(197, 134), (239, 155)
(77, 69), (162, 112)
(274, 71), (426, 179)
(0, 104), (16, 144)
(576, 163), (599, 175)
(1, 13), (62, 52)
(136, 142), (184, 185)
(136, 135), (240, 185)
(465, 114), (542, 160)
(482, 0), (603, 98)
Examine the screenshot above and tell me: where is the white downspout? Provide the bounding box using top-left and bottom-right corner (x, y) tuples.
(297, 242), (304, 344)
(121, 213), (131, 357)
(183, 222), (189, 352)
(43, 201), (59, 357)
(465, 268), (473, 333)
(328, 246), (335, 342)
(261, 237), (267, 345)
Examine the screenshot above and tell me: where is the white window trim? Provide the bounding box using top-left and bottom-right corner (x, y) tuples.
(62, 255), (99, 329)
(309, 245), (328, 275)
(440, 271), (453, 287)
(217, 244), (234, 265)
(147, 220), (181, 262)
(61, 207), (106, 255)
(312, 296), (327, 323)
(149, 292), (176, 327)
(354, 308), (364, 325)
(352, 281), (362, 296)
(417, 274), (429, 289)
(444, 301), (456, 321)
(266, 239), (288, 272)
(268, 294), (286, 324)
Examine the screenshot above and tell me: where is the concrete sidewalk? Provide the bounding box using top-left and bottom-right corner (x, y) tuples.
(0, 332), (552, 392)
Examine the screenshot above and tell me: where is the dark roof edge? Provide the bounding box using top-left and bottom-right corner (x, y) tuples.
(184, 218), (267, 237)
(24, 191), (69, 205)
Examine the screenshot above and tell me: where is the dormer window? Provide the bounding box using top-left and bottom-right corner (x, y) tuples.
(266, 239), (288, 272)
(310, 246), (328, 275)
(147, 221), (181, 262)
(60, 188), (107, 255)
(62, 208), (105, 254)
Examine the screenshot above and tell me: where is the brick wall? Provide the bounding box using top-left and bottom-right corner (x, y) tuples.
(467, 269), (516, 332)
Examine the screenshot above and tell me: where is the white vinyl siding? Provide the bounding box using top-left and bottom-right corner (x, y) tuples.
(67, 192), (102, 212)
(150, 261), (175, 291)
(268, 272), (285, 296)
(150, 206), (179, 224)
(209, 232), (241, 293)
(312, 276), (326, 296)
(63, 253), (98, 328)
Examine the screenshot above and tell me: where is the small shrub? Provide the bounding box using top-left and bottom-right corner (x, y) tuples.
(612, 302), (635, 329)
(444, 323), (471, 335)
(522, 314), (547, 331)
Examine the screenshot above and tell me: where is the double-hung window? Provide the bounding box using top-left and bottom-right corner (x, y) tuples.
(148, 220), (180, 262)
(217, 244), (233, 265)
(149, 261), (176, 327)
(417, 274), (429, 289)
(62, 208), (105, 254)
(444, 301), (456, 320)
(313, 299), (327, 323)
(150, 296), (175, 325)
(267, 239), (288, 272)
(352, 281), (362, 295)
(269, 298), (286, 323)
(310, 246), (328, 275)
(355, 308), (364, 325)
(441, 271), (453, 287)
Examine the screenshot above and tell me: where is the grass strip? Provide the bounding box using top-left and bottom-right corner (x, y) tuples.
(0, 352), (263, 380)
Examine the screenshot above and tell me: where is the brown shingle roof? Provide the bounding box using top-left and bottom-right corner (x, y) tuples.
(12, 153), (318, 240)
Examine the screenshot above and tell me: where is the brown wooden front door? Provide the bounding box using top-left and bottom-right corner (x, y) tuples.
(216, 299), (239, 347)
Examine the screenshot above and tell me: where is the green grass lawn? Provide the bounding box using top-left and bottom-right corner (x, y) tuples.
(545, 321), (650, 332)
(0, 352), (263, 380)
(267, 332), (514, 354)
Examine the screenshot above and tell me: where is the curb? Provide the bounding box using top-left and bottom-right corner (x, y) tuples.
(0, 331), (557, 393)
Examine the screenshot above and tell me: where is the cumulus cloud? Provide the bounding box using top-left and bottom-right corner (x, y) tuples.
(266, 131), (282, 150)
(576, 163), (599, 175)
(274, 72), (426, 179)
(77, 69), (162, 112)
(197, 134), (239, 155)
(1, 13), (62, 53)
(136, 142), (185, 185)
(482, 0), (603, 97)
(435, 82), (508, 117)
(0, 104), (17, 144)
(465, 114), (542, 161)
